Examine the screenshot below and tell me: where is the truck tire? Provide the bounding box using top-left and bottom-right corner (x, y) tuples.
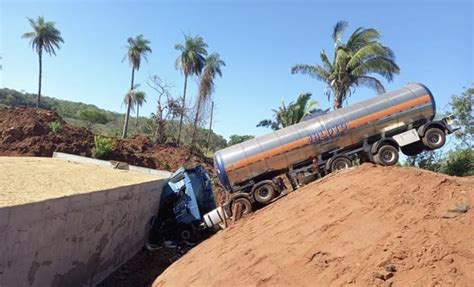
(330, 156), (352, 172)
(253, 182), (276, 205)
(176, 224), (198, 243)
(232, 197), (253, 215)
(374, 145), (399, 166)
(401, 141), (425, 156)
(422, 128), (446, 150)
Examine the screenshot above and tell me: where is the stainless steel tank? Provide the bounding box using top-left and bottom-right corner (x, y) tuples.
(215, 83), (436, 191)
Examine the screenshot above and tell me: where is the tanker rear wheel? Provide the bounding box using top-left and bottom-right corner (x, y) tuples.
(374, 145), (399, 166)
(330, 157), (352, 172)
(422, 128), (446, 150)
(253, 183), (276, 205)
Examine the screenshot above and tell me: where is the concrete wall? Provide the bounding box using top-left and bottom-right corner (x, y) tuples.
(0, 179), (167, 287)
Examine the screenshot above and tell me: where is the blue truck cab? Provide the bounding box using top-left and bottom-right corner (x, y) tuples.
(148, 165), (217, 243)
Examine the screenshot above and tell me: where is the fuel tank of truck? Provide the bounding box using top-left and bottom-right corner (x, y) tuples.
(215, 83), (436, 192)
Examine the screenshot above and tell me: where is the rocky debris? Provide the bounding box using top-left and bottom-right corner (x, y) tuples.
(384, 263), (397, 272)
(153, 164), (474, 287)
(449, 202), (470, 213)
(373, 271), (394, 281)
(442, 202), (470, 219)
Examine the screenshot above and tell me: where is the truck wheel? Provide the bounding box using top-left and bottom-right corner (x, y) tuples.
(330, 157), (352, 172)
(253, 183), (276, 204)
(232, 197), (253, 215)
(375, 145), (399, 166)
(422, 128), (446, 150)
(176, 224), (198, 243)
(401, 141), (425, 156)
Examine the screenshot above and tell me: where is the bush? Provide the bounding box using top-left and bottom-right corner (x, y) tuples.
(440, 148), (474, 176)
(48, 121), (63, 133)
(93, 136), (114, 159)
(78, 108), (109, 125)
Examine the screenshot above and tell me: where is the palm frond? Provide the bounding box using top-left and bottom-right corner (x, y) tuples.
(320, 49), (333, 70)
(346, 42), (391, 70)
(291, 64), (331, 82)
(346, 28), (381, 51)
(333, 20), (349, 45)
(351, 57), (400, 81)
(355, 76), (386, 94)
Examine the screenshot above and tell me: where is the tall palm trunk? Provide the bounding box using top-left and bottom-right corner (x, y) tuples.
(190, 95), (203, 147)
(176, 74), (188, 146)
(333, 89), (344, 110)
(136, 105), (139, 127)
(37, 49), (42, 108)
(206, 101), (214, 149)
(122, 68), (135, 138)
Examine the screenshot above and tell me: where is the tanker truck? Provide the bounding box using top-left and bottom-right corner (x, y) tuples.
(214, 83), (457, 214)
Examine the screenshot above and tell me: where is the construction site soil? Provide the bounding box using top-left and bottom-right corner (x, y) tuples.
(3, 106), (474, 286)
(0, 106), (223, 200)
(153, 164), (474, 287)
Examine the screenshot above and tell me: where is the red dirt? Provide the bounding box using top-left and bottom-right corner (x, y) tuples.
(0, 106), (226, 203)
(0, 106), (94, 156)
(153, 164), (474, 287)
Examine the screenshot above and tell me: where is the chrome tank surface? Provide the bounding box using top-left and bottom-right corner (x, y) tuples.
(215, 83), (435, 191)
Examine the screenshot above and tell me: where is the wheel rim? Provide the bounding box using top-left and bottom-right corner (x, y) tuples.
(258, 187), (270, 198)
(382, 150), (396, 163)
(335, 161), (349, 170)
(428, 133), (442, 145)
(256, 185), (273, 201)
(181, 230), (191, 240)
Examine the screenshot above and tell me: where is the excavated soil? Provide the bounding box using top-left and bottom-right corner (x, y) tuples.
(0, 106), (225, 202)
(153, 164), (474, 287)
(0, 106), (94, 156)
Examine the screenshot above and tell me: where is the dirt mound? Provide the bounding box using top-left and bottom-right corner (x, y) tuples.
(111, 136), (213, 171)
(0, 106), (94, 156)
(153, 164), (474, 287)
(109, 136), (225, 203)
(0, 106), (226, 203)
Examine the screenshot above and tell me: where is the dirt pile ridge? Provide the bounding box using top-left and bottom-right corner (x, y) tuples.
(0, 106), (225, 202)
(154, 164), (474, 287)
(0, 106), (94, 156)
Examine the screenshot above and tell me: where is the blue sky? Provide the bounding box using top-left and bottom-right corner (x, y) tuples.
(1, 0), (472, 140)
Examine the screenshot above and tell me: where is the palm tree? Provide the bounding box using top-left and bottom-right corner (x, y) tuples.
(257, 92), (319, 130)
(291, 20), (399, 110)
(134, 90), (146, 127)
(22, 16), (64, 108)
(191, 53), (225, 147)
(122, 34), (151, 138)
(175, 34), (208, 145)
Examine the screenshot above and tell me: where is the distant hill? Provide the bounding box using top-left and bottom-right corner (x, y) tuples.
(0, 88), (227, 149)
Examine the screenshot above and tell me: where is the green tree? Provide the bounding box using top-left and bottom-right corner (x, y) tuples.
(439, 149), (474, 176)
(175, 34), (208, 145)
(122, 35), (151, 138)
(77, 108), (108, 125)
(291, 20), (399, 110)
(450, 86), (473, 148)
(22, 16), (64, 108)
(257, 92), (319, 130)
(191, 53), (225, 147)
(228, 134), (255, 146)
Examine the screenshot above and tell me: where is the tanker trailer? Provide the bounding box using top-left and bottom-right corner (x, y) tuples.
(215, 83), (457, 213)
